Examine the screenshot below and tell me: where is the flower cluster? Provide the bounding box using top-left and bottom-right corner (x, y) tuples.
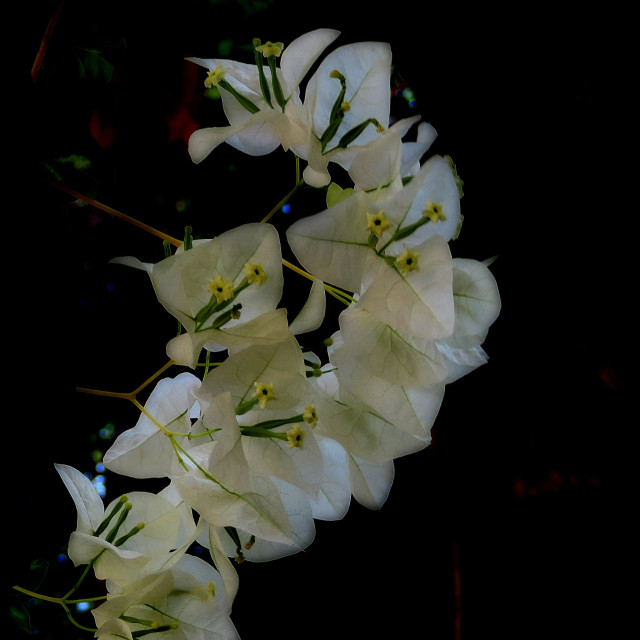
(35, 29), (500, 639)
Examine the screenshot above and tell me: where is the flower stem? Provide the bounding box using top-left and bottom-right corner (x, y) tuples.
(261, 178), (304, 224)
(48, 181), (182, 247)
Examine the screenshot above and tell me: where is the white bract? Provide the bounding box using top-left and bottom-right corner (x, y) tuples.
(169, 391), (296, 548)
(188, 31), (400, 189)
(187, 29), (340, 163)
(55, 464), (197, 585)
(92, 554), (239, 640)
(41, 28), (502, 640)
(113, 223), (288, 368)
(103, 373), (201, 479)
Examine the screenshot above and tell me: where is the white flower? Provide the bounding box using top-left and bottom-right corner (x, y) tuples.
(170, 391), (297, 548)
(103, 373), (201, 479)
(92, 554), (239, 640)
(197, 476), (316, 564)
(286, 154), (462, 293)
(55, 464), (196, 585)
(293, 40), (393, 187)
(187, 29), (340, 163)
(196, 334), (325, 498)
(346, 116), (437, 197)
(112, 223), (288, 368)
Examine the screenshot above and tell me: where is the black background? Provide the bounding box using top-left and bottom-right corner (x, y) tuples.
(10, 1), (632, 638)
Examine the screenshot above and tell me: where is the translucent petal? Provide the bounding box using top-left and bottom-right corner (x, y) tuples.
(384, 155), (463, 249)
(218, 478), (316, 563)
(206, 523), (240, 607)
(286, 189), (372, 291)
(312, 381), (428, 461)
(306, 41), (392, 148)
(450, 258), (502, 344)
(196, 333), (308, 416)
(166, 308), (290, 369)
(103, 373), (200, 479)
(55, 463), (105, 535)
(338, 305), (449, 388)
(357, 234), (455, 340)
(288, 277), (326, 335)
(330, 337), (445, 441)
(173, 472), (293, 546)
(309, 436), (351, 521)
(280, 28), (341, 95)
(348, 454), (395, 510)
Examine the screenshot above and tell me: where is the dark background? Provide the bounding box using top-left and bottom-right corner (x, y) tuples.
(10, 1), (632, 638)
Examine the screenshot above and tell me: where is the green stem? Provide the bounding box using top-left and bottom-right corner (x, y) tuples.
(240, 427), (288, 440)
(63, 559), (98, 601)
(261, 178), (304, 224)
(61, 601), (98, 633)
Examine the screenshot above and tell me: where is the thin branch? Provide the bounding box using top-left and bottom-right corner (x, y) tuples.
(32, 1), (65, 83)
(48, 180), (182, 247)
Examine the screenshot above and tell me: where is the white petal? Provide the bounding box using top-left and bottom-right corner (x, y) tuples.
(103, 373), (200, 479)
(348, 454), (395, 510)
(307, 41), (392, 148)
(55, 463), (104, 535)
(338, 305), (449, 388)
(450, 258), (501, 343)
(281, 29), (341, 95)
(357, 234), (455, 341)
(286, 189), (372, 291)
(288, 277), (326, 335)
(309, 436), (351, 521)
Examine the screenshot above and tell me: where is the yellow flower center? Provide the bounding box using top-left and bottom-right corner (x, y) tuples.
(253, 382), (275, 409)
(366, 211), (392, 238)
(422, 200), (446, 224)
(395, 248), (420, 275)
(303, 404), (318, 427)
(243, 262), (268, 285)
(207, 275), (235, 303)
(204, 66), (226, 88)
(286, 424), (305, 448)
(256, 41), (284, 57)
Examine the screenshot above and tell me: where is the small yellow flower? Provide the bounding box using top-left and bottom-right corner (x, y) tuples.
(243, 262), (268, 285)
(341, 101), (351, 112)
(256, 41), (284, 57)
(286, 424), (305, 448)
(204, 66), (226, 88)
(366, 211), (392, 238)
(207, 275), (235, 303)
(253, 382), (275, 409)
(303, 404), (318, 427)
(422, 200), (446, 224)
(395, 248), (420, 275)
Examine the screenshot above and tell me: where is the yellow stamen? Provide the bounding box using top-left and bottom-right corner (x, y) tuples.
(286, 424), (304, 448)
(366, 211), (392, 238)
(253, 382), (275, 409)
(256, 41), (284, 57)
(204, 66), (226, 88)
(207, 275), (235, 303)
(243, 262), (268, 285)
(395, 248), (420, 275)
(422, 200), (446, 224)
(303, 404), (318, 427)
